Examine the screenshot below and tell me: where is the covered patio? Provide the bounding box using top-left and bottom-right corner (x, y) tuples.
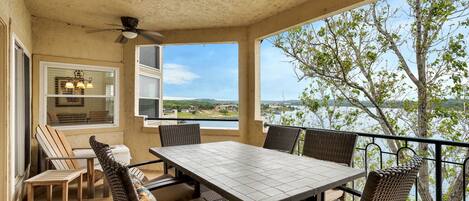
(2, 0), (467, 201)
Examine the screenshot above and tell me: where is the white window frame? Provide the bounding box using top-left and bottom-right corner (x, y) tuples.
(39, 61), (120, 130)
(137, 45), (163, 118)
(10, 33), (31, 190)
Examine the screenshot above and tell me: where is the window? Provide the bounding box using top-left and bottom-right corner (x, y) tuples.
(40, 62), (119, 128)
(137, 45), (162, 118)
(139, 46), (160, 69)
(13, 41), (31, 178)
(139, 75), (160, 118)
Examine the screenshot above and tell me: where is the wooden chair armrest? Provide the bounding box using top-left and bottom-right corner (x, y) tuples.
(46, 156), (96, 160)
(72, 147), (93, 150)
(128, 159), (163, 168)
(144, 176), (191, 191)
(336, 185), (362, 197)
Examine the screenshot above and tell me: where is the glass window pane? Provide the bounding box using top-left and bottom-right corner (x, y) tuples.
(47, 67), (115, 96)
(46, 97), (114, 126)
(139, 99), (159, 118)
(139, 46), (159, 68)
(139, 75), (160, 98)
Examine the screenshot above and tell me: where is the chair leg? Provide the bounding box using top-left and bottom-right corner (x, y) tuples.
(103, 177), (110, 198)
(77, 174), (83, 201)
(86, 159), (95, 199)
(163, 162), (168, 174)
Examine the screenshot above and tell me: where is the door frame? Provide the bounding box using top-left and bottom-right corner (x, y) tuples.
(0, 17), (11, 201)
(10, 32), (32, 200)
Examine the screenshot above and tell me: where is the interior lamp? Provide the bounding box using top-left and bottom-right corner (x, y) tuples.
(86, 82), (94, 89)
(76, 81), (85, 89)
(65, 82), (74, 89)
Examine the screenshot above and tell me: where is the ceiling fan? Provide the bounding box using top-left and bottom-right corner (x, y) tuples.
(87, 16), (164, 44)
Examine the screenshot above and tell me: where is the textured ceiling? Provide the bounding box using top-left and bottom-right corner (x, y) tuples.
(25, 0), (309, 31)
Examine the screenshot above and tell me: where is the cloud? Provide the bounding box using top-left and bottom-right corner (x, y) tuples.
(163, 63), (200, 85)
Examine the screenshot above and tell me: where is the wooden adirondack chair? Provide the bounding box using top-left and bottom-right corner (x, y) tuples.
(34, 125), (107, 199)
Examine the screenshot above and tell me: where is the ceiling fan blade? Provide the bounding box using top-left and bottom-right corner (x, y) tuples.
(86, 28), (121, 33)
(105, 23), (124, 28)
(138, 32), (162, 44)
(115, 34), (128, 44)
(137, 29), (164, 38)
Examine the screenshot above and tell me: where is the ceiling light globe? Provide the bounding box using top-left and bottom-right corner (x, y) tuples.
(122, 31), (138, 39)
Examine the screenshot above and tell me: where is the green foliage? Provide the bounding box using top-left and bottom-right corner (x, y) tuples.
(271, 0), (469, 200)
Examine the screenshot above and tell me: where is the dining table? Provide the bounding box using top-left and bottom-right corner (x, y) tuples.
(149, 141), (365, 201)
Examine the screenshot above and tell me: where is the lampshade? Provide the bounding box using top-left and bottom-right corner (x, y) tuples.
(65, 82), (74, 89)
(122, 31), (138, 39)
(76, 81), (85, 89)
(86, 82), (94, 89)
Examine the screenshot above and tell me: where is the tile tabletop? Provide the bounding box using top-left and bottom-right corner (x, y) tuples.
(150, 141), (365, 201)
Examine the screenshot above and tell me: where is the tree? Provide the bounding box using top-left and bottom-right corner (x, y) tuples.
(273, 0), (468, 200)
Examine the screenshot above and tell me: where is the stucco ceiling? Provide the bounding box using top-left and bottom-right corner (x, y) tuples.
(25, 0), (309, 31)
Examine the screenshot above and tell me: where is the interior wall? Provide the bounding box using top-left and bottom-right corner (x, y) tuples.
(30, 17), (125, 177)
(0, 0), (33, 199)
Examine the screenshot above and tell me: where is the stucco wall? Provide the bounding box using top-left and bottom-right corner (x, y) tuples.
(30, 18), (126, 180)
(0, 0), (33, 200)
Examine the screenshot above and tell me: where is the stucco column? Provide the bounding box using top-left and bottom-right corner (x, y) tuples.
(245, 36), (264, 146)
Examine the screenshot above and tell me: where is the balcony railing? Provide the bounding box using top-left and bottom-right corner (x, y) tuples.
(264, 123), (469, 201)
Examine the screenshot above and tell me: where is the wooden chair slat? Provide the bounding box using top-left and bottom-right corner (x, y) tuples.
(36, 125), (68, 170)
(44, 125), (76, 170)
(50, 125), (80, 169)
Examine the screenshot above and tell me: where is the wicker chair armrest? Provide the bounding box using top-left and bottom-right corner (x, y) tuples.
(144, 176), (191, 191)
(127, 159), (164, 168)
(336, 185), (362, 197)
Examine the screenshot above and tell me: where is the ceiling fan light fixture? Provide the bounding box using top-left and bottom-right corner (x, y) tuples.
(122, 30), (138, 39)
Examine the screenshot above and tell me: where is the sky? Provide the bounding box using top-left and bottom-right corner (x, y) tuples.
(162, 0), (468, 101)
(162, 41), (305, 101)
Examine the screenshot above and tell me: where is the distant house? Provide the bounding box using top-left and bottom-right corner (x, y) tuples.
(215, 104), (238, 112)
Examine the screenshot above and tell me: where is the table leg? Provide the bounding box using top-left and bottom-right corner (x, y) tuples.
(27, 183), (34, 201)
(86, 158), (95, 199)
(77, 174), (83, 201)
(62, 183), (69, 201)
(46, 185), (53, 201)
(193, 181), (201, 198)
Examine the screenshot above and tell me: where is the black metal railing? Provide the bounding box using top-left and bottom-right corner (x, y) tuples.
(264, 123), (469, 201)
(146, 117), (239, 122)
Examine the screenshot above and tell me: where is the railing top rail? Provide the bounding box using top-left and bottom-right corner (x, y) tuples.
(264, 123), (469, 148)
(146, 117), (239, 122)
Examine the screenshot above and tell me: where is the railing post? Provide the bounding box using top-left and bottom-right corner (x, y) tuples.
(435, 143), (442, 201)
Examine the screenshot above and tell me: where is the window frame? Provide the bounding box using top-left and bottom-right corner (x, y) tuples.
(137, 45), (163, 118)
(39, 61), (120, 130)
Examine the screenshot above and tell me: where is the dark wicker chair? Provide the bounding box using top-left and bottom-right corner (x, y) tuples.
(303, 129), (358, 200)
(303, 129), (357, 166)
(89, 136), (195, 201)
(159, 124), (201, 147)
(159, 124), (201, 174)
(359, 155), (423, 201)
(263, 125), (301, 153)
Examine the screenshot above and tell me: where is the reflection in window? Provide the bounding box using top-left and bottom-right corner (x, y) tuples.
(139, 46), (160, 69)
(139, 75), (160, 118)
(43, 63), (118, 127)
